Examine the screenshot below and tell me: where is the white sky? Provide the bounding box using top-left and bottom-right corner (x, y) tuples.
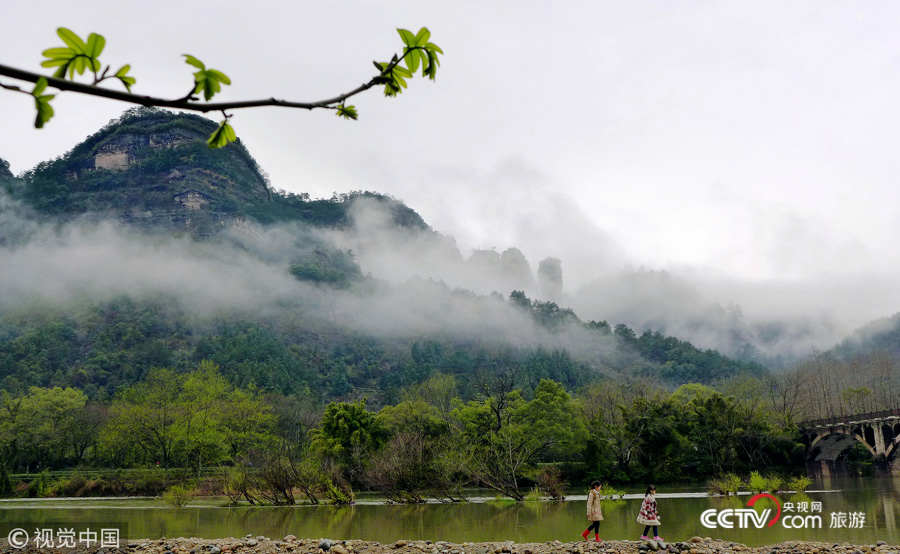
(2, 1), (900, 330)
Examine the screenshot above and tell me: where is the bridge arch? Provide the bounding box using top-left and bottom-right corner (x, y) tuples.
(801, 409), (900, 461)
(808, 428), (877, 462)
(885, 427), (900, 460)
(882, 424), (895, 454)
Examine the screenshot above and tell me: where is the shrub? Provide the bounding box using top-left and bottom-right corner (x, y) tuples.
(26, 470), (52, 498)
(707, 478), (726, 496)
(748, 471), (768, 493)
(51, 473), (87, 497)
(747, 471), (782, 493)
(708, 473), (743, 496)
(535, 465), (567, 500)
(599, 484), (626, 500)
(787, 475), (813, 493)
(161, 485), (194, 508)
(323, 477), (353, 505)
(223, 462), (258, 505)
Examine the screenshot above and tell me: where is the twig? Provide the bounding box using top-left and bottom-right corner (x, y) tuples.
(0, 46), (427, 114)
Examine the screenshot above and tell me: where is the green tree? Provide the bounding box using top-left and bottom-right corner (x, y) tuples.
(670, 383), (719, 406)
(101, 368), (184, 468)
(309, 399), (385, 481)
(453, 379), (587, 500)
(623, 395), (686, 482)
(101, 361), (274, 469)
(401, 373), (458, 425)
(180, 360), (230, 475)
(578, 379), (667, 482)
(0, 386), (87, 471)
(0, 464), (12, 497)
(614, 324), (638, 347)
(682, 393), (743, 476)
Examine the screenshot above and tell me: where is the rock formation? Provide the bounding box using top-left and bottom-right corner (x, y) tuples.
(538, 257), (563, 301)
(499, 247), (536, 293)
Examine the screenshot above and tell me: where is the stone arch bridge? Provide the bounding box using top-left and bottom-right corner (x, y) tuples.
(800, 408), (900, 462)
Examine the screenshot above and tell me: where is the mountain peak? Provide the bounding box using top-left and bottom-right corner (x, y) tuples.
(22, 107), (270, 235)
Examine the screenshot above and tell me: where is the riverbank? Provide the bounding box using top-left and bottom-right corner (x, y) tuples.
(1, 536), (896, 554)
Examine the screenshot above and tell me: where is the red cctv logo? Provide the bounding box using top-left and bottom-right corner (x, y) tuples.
(747, 494), (782, 527)
(700, 494), (782, 529)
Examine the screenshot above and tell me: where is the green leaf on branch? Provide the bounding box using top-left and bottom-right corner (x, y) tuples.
(393, 27), (441, 83)
(397, 29), (417, 47)
(207, 119), (237, 148)
(184, 55), (231, 101)
(32, 76), (48, 97)
(423, 42), (442, 80)
(336, 104), (358, 120)
(41, 48), (73, 63)
(32, 77), (55, 128)
(85, 33), (105, 63)
(114, 64), (136, 92)
(57, 28), (87, 55)
(414, 28), (431, 47)
(376, 61), (413, 97)
(424, 51), (437, 80)
(184, 55), (205, 70)
(405, 48), (420, 73)
(42, 28), (106, 79)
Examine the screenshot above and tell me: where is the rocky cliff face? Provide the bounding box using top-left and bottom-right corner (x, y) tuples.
(24, 108), (270, 236)
(88, 129), (194, 172)
(500, 247), (537, 292)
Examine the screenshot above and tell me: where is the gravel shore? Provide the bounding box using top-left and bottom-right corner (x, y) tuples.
(1, 536), (897, 554)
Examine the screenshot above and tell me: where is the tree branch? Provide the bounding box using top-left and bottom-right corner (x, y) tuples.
(0, 43), (431, 114)
(0, 79), (28, 94)
(0, 62), (384, 113)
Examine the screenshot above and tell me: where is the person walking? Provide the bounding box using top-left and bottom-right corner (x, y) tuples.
(581, 481), (604, 542)
(637, 484), (662, 541)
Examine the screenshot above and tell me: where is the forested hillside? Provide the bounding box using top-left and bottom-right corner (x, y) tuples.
(0, 291), (766, 404)
(0, 109), (856, 495)
(0, 108), (766, 404)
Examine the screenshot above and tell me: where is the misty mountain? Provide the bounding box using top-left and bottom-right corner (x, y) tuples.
(571, 268), (844, 367)
(9, 108), (432, 238)
(830, 312), (900, 360)
(0, 108), (769, 401)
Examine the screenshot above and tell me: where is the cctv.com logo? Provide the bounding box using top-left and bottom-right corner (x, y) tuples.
(701, 494), (822, 529)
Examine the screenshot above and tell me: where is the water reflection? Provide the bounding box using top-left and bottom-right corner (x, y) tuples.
(2, 475), (899, 547)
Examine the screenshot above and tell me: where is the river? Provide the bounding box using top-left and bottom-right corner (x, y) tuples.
(1, 475), (897, 547)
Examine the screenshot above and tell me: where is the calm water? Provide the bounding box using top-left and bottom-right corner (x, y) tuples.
(1, 476), (898, 547)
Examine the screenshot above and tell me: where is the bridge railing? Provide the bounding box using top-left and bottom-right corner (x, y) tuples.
(799, 408), (900, 429)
